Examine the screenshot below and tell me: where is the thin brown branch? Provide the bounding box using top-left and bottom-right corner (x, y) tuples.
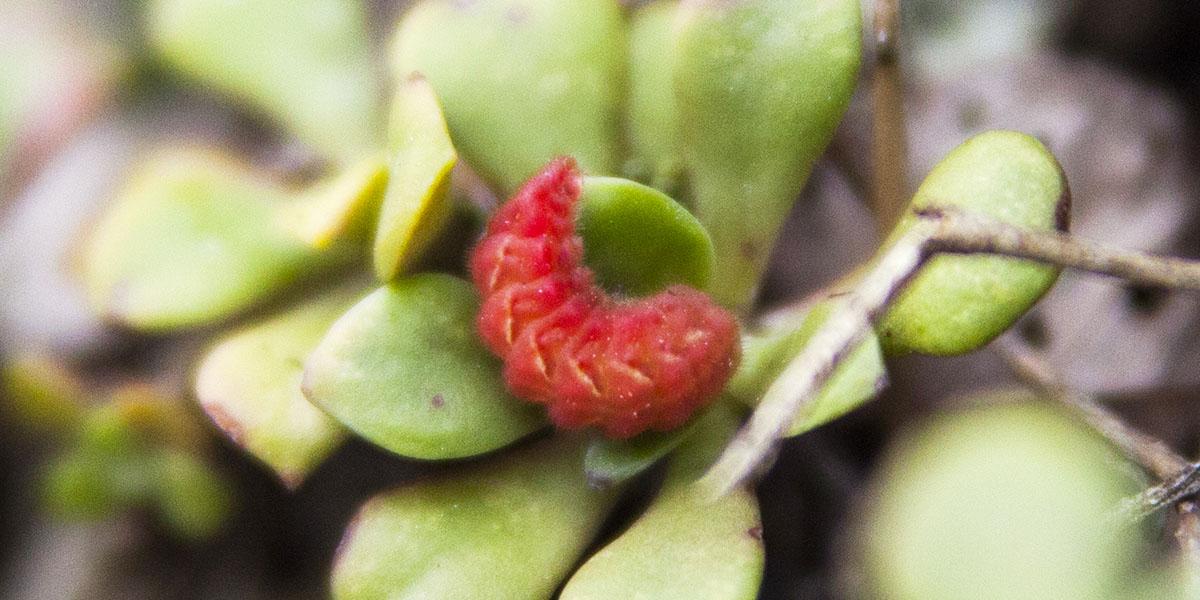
(998, 339), (1200, 567)
(870, 0), (909, 235)
(703, 205), (1200, 498)
(700, 222), (935, 497)
(923, 207), (1200, 290)
(1120, 466), (1200, 520)
(1177, 501), (1200, 587)
(997, 338), (1188, 478)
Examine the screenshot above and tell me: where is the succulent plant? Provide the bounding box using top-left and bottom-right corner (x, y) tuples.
(9, 0), (1178, 598)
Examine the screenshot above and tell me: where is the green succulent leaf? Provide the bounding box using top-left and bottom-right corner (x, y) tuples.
(562, 405), (763, 600)
(391, 0), (625, 193)
(623, 0), (683, 194)
(83, 149), (351, 331)
(281, 158), (389, 250)
(153, 449), (233, 540)
(195, 286), (363, 489)
(729, 300), (886, 436)
(43, 449), (138, 521)
(578, 176), (714, 296)
(864, 397), (1142, 600)
(374, 75), (459, 281)
(76, 400), (148, 459)
(878, 130), (1068, 355)
(148, 0), (381, 162)
(1, 354), (88, 436)
(42, 402), (171, 517)
(303, 274), (544, 459)
(331, 436), (617, 599)
(674, 0), (862, 311)
(583, 410), (708, 489)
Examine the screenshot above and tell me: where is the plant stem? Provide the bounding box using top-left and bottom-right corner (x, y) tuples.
(700, 223), (933, 497)
(1177, 501), (1200, 590)
(998, 338), (1200, 568)
(997, 338), (1188, 477)
(923, 208), (1200, 290)
(702, 205), (1200, 497)
(870, 0), (909, 235)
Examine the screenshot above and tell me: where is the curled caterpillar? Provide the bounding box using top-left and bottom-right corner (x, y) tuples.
(470, 157), (739, 439)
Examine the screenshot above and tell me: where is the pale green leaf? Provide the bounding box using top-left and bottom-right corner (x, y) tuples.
(373, 75), (458, 281)
(390, 0), (624, 192)
(583, 411), (708, 489)
(331, 436), (617, 599)
(148, 0), (381, 162)
(303, 274), (544, 459)
(196, 286), (362, 488)
(281, 158), (389, 250)
(578, 176), (713, 296)
(83, 149), (350, 331)
(863, 398), (1143, 600)
(1, 353), (88, 435)
(675, 0), (862, 311)
(877, 131), (1068, 355)
(563, 405), (763, 600)
(623, 0), (683, 194)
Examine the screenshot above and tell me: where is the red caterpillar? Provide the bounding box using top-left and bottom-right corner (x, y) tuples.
(470, 158), (739, 438)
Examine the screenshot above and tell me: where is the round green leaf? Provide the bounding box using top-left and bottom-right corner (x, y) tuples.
(729, 300), (886, 436)
(148, 0), (381, 162)
(152, 449), (233, 541)
(43, 450), (128, 521)
(675, 0), (862, 311)
(623, 0), (683, 194)
(863, 399), (1143, 600)
(302, 274), (544, 459)
(45, 404), (159, 521)
(373, 75), (458, 281)
(195, 286), (361, 488)
(83, 149), (349, 331)
(877, 130), (1068, 355)
(563, 406), (763, 600)
(578, 176), (714, 296)
(331, 436), (617, 599)
(1, 354), (87, 436)
(583, 410), (708, 489)
(282, 158), (389, 250)
(390, 0), (624, 193)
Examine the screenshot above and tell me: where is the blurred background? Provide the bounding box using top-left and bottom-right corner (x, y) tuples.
(2, 0), (1200, 598)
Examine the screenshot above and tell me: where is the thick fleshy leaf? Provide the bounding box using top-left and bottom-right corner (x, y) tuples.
(44, 401), (157, 521)
(43, 447), (149, 521)
(562, 406), (763, 600)
(391, 0), (624, 192)
(195, 287), (362, 488)
(148, 0), (381, 162)
(44, 392), (232, 540)
(153, 449), (233, 540)
(331, 436), (617, 599)
(1, 354), (87, 436)
(373, 75), (458, 281)
(303, 275), (544, 459)
(623, 0), (682, 194)
(282, 158), (389, 250)
(877, 131), (1068, 355)
(863, 399), (1142, 600)
(577, 176), (714, 296)
(583, 411), (707, 488)
(675, 0), (862, 311)
(729, 300), (886, 436)
(83, 149), (349, 331)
